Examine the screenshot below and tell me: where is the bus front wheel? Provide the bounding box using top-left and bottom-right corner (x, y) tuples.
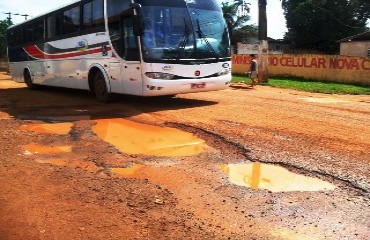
(94, 71), (114, 103)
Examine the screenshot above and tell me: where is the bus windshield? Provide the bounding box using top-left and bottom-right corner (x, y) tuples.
(137, 0), (230, 63)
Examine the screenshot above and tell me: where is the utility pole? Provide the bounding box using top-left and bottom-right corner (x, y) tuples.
(258, 0), (268, 83)
(2, 12), (30, 23)
(3, 12), (12, 22)
(14, 13), (29, 21)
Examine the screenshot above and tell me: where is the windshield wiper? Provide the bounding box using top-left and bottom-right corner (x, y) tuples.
(195, 19), (219, 59)
(169, 18), (191, 61)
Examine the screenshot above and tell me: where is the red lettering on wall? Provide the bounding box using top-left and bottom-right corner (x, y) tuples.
(297, 58), (304, 67)
(329, 58), (338, 69)
(232, 56), (241, 64)
(280, 57), (288, 66)
(304, 58), (311, 68)
(234, 55), (368, 74)
(310, 58), (318, 68)
(349, 59), (360, 70)
(330, 59), (345, 69)
(362, 59), (370, 70)
(330, 58), (361, 70)
(269, 57), (279, 66)
(243, 56), (250, 64)
(286, 57), (293, 67)
(318, 58), (326, 68)
(291, 57), (298, 67)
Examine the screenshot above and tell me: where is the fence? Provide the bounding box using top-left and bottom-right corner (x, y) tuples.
(232, 54), (370, 86)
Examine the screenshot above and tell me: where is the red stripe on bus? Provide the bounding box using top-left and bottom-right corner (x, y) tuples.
(23, 45), (111, 60)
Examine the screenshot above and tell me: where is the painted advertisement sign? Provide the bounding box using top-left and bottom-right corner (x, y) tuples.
(232, 54), (370, 85)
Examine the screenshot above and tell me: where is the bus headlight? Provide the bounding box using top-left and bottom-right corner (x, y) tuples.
(217, 69), (230, 76)
(145, 72), (175, 80)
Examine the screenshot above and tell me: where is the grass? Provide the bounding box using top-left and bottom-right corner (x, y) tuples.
(232, 75), (370, 95)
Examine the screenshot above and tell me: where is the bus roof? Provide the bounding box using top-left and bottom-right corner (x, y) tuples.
(8, 0), (81, 30)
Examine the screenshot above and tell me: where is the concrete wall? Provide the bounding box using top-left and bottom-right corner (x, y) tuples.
(232, 54), (370, 86)
(340, 41), (370, 57)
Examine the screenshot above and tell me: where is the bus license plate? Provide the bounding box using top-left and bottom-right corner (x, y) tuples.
(191, 83), (206, 89)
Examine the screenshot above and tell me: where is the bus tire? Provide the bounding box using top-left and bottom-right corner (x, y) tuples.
(93, 71), (114, 103)
(24, 70), (39, 90)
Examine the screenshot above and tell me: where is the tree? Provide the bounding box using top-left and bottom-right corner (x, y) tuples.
(233, 25), (258, 43)
(282, 0), (370, 53)
(0, 19), (13, 57)
(221, 1), (256, 52)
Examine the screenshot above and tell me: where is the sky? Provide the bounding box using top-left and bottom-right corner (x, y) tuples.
(1, 0), (288, 39)
(236, 0), (287, 39)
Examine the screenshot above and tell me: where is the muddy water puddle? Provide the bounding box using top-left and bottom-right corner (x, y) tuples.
(92, 118), (208, 157)
(23, 141), (102, 172)
(221, 163), (336, 192)
(19, 122), (73, 135)
(24, 143), (72, 154)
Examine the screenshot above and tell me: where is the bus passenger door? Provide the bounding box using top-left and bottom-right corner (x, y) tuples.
(120, 15), (142, 95)
(109, 14), (142, 95)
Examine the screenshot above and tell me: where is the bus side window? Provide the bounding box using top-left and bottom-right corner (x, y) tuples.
(107, 0), (130, 19)
(62, 6), (80, 35)
(107, 0), (132, 60)
(34, 20), (44, 42)
(46, 14), (61, 39)
(122, 16), (139, 61)
(92, 0), (104, 28)
(14, 29), (22, 46)
(23, 25), (33, 44)
(110, 24), (124, 58)
(83, 2), (93, 30)
(83, 0), (104, 31)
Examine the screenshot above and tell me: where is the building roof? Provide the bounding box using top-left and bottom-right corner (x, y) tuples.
(337, 31), (370, 43)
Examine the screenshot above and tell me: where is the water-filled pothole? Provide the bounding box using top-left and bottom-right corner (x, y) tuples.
(24, 143), (72, 154)
(19, 122), (73, 135)
(92, 118), (208, 157)
(221, 163), (336, 192)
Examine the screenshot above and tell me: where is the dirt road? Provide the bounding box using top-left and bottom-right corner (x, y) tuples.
(0, 72), (369, 240)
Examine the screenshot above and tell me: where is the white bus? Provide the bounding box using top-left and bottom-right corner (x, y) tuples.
(7, 0), (231, 102)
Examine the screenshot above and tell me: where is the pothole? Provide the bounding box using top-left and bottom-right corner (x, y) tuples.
(24, 143), (72, 154)
(19, 122), (74, 135)
(166, 122), (252, 160)
(220, 163), (336, 192)
(92, 118), (208, 157)
(166, 122), (369, 195)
